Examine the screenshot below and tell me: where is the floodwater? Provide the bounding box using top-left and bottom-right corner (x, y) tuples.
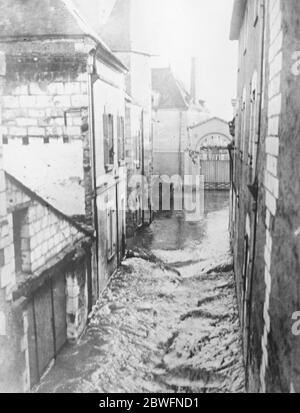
(36, 191), (245, 393)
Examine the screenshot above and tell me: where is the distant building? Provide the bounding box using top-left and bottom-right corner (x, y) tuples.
(230, 0), (300, 393)
(152, 66), (208, 180)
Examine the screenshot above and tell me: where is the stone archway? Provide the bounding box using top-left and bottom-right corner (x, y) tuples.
(195, 132), (232, 152)
(195, 133), (231, 190)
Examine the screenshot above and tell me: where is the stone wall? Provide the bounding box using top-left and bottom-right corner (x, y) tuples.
(0, 49), (16, 391)
(231, 0), (300, 393)
(230, 0), (269, 392)
(5, 175), (84, 274)
(0, 173), (91, 392)
(0, 40), (92, 223)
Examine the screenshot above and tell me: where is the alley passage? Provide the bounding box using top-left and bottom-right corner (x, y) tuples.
(37, 192), (244, 393)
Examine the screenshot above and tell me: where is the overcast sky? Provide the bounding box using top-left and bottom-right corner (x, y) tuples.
(86, 0), (238, 120)
(150, 0), (237, 120)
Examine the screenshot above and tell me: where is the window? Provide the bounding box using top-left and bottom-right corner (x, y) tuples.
(135, 131), (141, 169)
(2, 136), (8, 145)
(13, 208), (31, 274)
(117, 115), (125, 162)
(103, 113), (114, 167)
(249, 72), (258, 181)
(0, 249), (4, 268)
(107, 206), (116, 260)
(22, 136), (29, 145)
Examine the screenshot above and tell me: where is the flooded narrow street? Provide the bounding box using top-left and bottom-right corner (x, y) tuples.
(36, 192), (245, 393)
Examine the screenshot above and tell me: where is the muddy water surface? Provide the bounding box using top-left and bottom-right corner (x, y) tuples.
(37, 191), (245, 393)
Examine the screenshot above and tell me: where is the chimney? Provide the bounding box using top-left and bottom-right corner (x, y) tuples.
(190, 57), (198, 105)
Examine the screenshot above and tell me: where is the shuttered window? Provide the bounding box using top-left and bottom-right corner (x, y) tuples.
(103, 113), (109, 166)
(107, 206), (116, 260)
(117, 116), (125, 162)
(103, 113), (114, 167)
(135, 131), (141, 169)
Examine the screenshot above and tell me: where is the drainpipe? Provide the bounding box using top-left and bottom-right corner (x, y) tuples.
(141, 110), (145, 224)
(245, 0), (266, 388)
(87, 49), (100, 296)
(115, 181), (120, 265)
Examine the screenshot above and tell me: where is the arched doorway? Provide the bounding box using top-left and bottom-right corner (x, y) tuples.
(196, 133), (231, 190)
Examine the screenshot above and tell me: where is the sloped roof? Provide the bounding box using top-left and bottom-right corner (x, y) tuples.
(5, 172), (92, 237)
(230, 0), (247, 40)
(0, 0), (127, 72)
(98, 0), (131, 52)
(0, 0), (86, 39)
(189, 117), (229, 130)
(152, 67), (190, 110)
(3, 144), (86, 219)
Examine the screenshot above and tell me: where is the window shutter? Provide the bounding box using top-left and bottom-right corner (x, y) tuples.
(108, 115), (114, 165)
(107, 208), (112, 258)
(112, 209), (116, 254)
(121, 117), (125, 160)
(103, 113), (109, 166)
(117, 116), (121, 161)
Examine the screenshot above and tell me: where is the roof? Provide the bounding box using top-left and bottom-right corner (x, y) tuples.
(189, 117), (229, 130)
(5, 172), (92, 238)
(230, 0), (247, 40)
(99, 0), (152, 55)
(0, 0), (127, 72)
(0, 0), (86, 39)
(3, 144), (86, 219)
(152, 67), (190, 110)
(98, 0), (131, 52)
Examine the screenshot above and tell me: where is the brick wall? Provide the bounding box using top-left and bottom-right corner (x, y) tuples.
(5, 175), (84, 276)
(1, 54), (88, 142)
(231, 0), (300, 393)
(0, 40), (93, 223)
(230, 0), (268, 392)
(259, 0), (282, 393)
(0, 49), (20, 392)
(1, 173), (90, 392)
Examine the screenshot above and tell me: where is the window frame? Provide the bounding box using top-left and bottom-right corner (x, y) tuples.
(106, 205), (116, 261)
(103, 112), (115, 170)
(135, 130), (141, 169)
(117, 115), (125, 164)
(12, 207), (30, 274)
